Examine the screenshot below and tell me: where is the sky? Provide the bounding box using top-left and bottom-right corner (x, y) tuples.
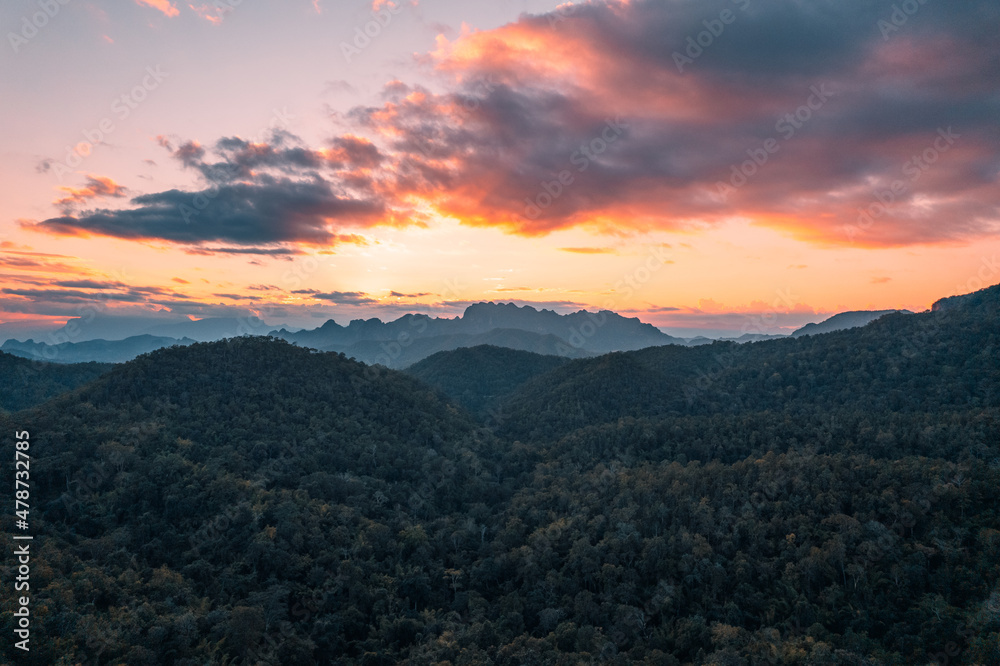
(1, 0), (998, 340)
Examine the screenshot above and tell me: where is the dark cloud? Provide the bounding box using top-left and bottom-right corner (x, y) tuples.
(2, 288), (147, 304)
(28, 179), (383, 248)
(352, 0), (1000, 246)
(53, 279), (126, 289)
(25, 0), (1000, 250)
(183, 246), (306, 256)
(311, 291), (378, 305)
(389, 291), (434, 298)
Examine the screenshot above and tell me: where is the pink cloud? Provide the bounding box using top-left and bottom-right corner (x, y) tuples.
(135, 0), (180, 18)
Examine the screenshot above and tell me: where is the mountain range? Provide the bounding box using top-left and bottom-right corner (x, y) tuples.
(1, 303), (915, 366)
(0, 282), (998, 664)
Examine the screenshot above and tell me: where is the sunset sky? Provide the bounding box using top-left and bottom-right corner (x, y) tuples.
(1, 0), (998, 340)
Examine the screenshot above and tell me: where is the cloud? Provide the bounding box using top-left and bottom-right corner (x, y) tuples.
(560, 247), (617, 254)
(189, 4), (228, 25)
(27, 179), (383, 251)
(389, 291), (434, 298)
(30, 0), (1000, 252)
(310, 291), (378, 306)
(54, 175), (127, 209)
(135, 0), (179, 18)
(53, 280), (126, 289)
(346, 0), (999, 247)
(0, 249), (85, 274)
(871, 276), (892, 284)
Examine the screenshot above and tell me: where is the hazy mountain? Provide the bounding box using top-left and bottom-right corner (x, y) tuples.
(791, 309), (912, 337)
(143, 317), (294, 342)
(272, 302), (689, 355)
(43, 314), (192, 342)
(2, 334), (197, 364)
(28, 314), (291, 345)
(326, 328), (593, 368)
(0, 351), (112, 412)
(722, 332), (789, 343)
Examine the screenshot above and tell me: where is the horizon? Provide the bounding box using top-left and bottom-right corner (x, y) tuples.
(2, 0), (998, 344)
(0, 295), (934, 345)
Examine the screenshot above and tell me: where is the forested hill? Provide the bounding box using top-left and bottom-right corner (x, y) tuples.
(1, 337), (498, 664)
(498, 283), (1000, 443)
(0, 351), (112, 413)
(406, 345), (571, 416)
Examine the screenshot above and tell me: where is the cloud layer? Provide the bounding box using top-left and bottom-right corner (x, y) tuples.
(30, 0), (1000, 251)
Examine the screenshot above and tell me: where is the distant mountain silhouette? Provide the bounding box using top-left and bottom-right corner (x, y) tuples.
(325, 328), (593, 368)
(791, 309), (912, 337)
(2, 334), (197, 364)
(272, 302), (688, 357)
(37, 314), (291, 343)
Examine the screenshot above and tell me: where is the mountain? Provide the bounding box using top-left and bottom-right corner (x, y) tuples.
(722, 332), (789, 343)
(327, 328), (593, 368)
(2, 334), (197, 364)
(0, 337), (488, 664)
(33, 314), (291, 344)
(791, 309), (912, 337)
(272, 302), (689, 356)
(2, 303), (773, 366)
(143, 317), (285, 342)
(406, 345), (571, 415)
(2, 286), (998, 664)
(0, 350), (112, 412)
(42, 314), (191, 342)
(497, 288), (996, 444)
